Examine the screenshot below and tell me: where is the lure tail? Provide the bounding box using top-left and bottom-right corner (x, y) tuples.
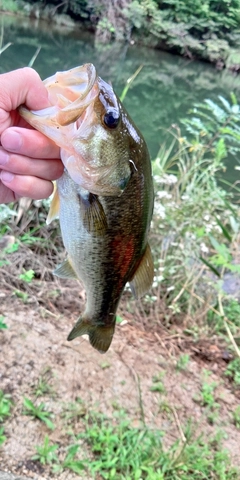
(67, 317), (115, 353)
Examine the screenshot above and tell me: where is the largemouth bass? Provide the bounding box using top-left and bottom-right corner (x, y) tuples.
(19, 64), (154, 353)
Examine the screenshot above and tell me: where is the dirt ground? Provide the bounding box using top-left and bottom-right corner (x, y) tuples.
(0, 269), (240, 479)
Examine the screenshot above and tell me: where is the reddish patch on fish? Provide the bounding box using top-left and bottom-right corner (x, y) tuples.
(111, 236), (135, 280)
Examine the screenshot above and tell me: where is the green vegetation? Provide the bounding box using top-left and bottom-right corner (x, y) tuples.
(2, 0), (240, 66)
(0, 390), (12, 423)
(0, 315), (7, 330)
(150, 373), (166, 393)
(151, 94), (240, 334)
(176, 354), (190, 371)
(0, 427), (6, 446)
(32, 368), (56, 398)
(225, 359), (240, 386)
(32, 435), (58, 465)
(0, 391), (13, 447)
(23, 398), (55, 430)
(30, 408), (239, 478)
(233, 406), (240, 429)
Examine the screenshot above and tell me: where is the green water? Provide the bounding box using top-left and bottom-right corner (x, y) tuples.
(1, 14), (240, 179)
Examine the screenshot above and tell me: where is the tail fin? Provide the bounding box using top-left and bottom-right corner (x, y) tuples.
(67, 317), (115, 354)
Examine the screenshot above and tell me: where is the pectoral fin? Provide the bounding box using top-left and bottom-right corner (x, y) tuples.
(53, 258), (77, 279)
(78, 192), (107, 235)
(129, 243), (154, 299)
(46, 184), (60, 225)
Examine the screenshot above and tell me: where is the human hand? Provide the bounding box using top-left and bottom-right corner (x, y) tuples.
(0, 67), (63, 203)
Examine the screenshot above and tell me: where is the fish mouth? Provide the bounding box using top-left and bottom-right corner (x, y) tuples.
(47, 64), (99, 127)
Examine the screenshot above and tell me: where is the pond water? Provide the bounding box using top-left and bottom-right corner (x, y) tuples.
(1, 14), (240, 183)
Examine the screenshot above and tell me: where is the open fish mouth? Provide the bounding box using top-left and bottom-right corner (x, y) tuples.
(47, 64), (99, 127)
(25, 64), (99, 128)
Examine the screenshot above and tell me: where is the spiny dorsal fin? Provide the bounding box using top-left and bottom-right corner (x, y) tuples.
(129, 243), (154, 299)
(78, 192), (107, 235)
(53, 258), (77, 279)
(46, 183), (60, 225)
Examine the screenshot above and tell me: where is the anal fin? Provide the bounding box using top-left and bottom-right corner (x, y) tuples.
(129, 243), (154, 299)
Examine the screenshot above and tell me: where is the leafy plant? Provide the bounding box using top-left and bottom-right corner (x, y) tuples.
(32, 435), (58, 465)
(225, 358), (240, 386)
(198, 371), (219, 409)
(23, 398), (55, 430)
(52, 444), (85, 474)
(232, 406), (240, 428)
(0, 426), (6, 446)
(19, 269), (35, 283)
(33, 368), (55, 398)
(0, 390), (12, 422)
(0, 316), (7, 330)
(176, 354), (190, 371)
(62, 398), (86, 422)
(150, 373), (166, 393)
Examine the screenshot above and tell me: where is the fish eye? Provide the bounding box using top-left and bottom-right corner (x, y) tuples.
(103, 109), (120, 129)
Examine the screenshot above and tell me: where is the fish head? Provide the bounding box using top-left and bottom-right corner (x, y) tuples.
(19, 64), (133, 196)
(70, 76), (132, 195)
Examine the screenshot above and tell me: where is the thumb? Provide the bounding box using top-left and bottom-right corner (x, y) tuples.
(0, 67), (49, 112)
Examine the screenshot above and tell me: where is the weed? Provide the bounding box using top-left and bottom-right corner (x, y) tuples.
(150, 374), (165, 394)
(33, 368), (55, 398)
(232, 406), (240, 428)
(52, 444), (85, 474)
(14, 290), (29, 303)
(176, 354), (190, 371)
(23, 398), (55, 430)
(32, 435), (58, 465)
(62, 398), (86, 423)
(19, 269), (35, 283)
(225, 358), (240, 386)
(0, 390), (12, 422)
(0, 316), (7, 330)
(198, 372), (219, 410)
(100, 361), (111, 369)
(0, 426), (6, 446)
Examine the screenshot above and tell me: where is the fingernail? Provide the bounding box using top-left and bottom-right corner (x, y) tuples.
(0, 171), (14, 183)
(0, 150), (9, 165)
(1, 130), (22, 151)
